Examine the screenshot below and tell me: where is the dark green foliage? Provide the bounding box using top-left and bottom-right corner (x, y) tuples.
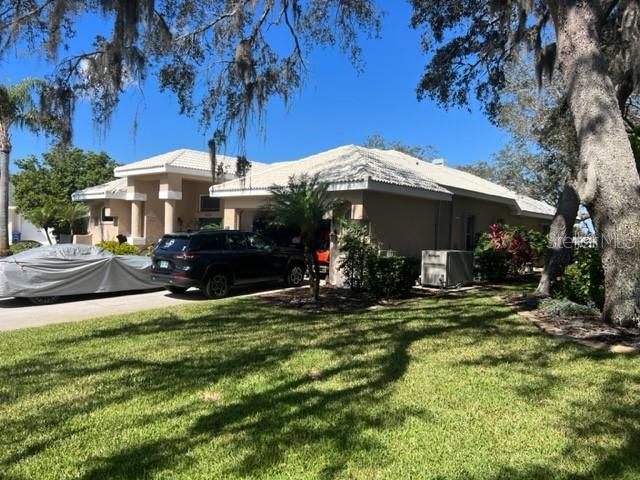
(338, 223), (419, 298)
(12, 146), (116, 238)
(12, 146), (117, 214)
(96, 241), (140, 256)
(522, 229), (548, 265)
(474, 243), (510, 282)
(338, 222), (377, 292)
(553, 248), (605, 310)
(366, 256), (420, 299)
(8, 240), (41, 255)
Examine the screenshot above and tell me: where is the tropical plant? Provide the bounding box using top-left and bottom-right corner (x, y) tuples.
(58, 202), (89, 237)
(24, 204), (59, 245)
(267, 175), (341, 301)
(0, 78), (70, 255)
(474, 224), (535, 280)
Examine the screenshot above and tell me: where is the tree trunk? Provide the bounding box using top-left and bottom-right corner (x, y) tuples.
(536, 180), (580, 296)
(312, 253), (321, 301)
(43, 226), (52, 245)
(304, 245), (318, 300)
(551, 1), (640, 325)
(0, 129), (11, 257)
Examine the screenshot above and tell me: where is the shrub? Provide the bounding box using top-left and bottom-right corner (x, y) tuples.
(9, 240), (41, 255)
(367, 256), (420, 299)
(474, 224), (535, 280)
(553, 247), (604, 310)
(474, 244), (510, 281)
(97, 240), (140, 256)
(339, 222), (377, 291)
(523, 229), (548, 265)
(539, 297), (599, 318)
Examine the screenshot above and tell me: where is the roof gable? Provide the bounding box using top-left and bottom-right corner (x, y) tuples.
(114, 148), (266, 178)
(211, 145), (451, 197)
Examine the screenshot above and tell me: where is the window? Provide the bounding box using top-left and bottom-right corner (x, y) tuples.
(200, 195), (220, 212)
(157, 236), (190, 252)
(246, 233), (273, 251)
(225, 232), (246, 250)
(191, 233), (224, 251)
(465, 215), (476, 250)
(101, 207), (115, 224)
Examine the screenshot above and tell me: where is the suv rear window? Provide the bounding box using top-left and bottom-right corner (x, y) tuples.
(190, 234), (225, 251)
(156, 236), (191, 252)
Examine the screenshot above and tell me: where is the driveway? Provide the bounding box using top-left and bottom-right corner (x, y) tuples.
(0, 284), (293, 332)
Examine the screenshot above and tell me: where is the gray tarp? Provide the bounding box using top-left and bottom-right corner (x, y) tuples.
(0, 244), (158, 298)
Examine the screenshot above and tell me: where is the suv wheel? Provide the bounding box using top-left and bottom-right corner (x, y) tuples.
(286, 264), (305, 287)
(204, 273), (230, 299)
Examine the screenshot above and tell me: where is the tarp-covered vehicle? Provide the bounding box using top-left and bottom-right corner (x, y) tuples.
(0, 244), (159, 304)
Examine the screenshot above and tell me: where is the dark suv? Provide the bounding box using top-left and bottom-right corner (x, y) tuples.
(150, 230), (306, 298)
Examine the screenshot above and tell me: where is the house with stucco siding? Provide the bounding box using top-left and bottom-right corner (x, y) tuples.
(72, 145), (555, 255)
(211, 145), (554, 257)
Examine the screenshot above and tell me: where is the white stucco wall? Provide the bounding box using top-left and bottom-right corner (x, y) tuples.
(8, 207), (55, 245)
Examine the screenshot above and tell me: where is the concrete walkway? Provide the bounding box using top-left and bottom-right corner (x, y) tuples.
(0, 284), (292, 332)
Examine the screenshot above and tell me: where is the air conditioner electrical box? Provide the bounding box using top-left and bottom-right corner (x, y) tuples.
(421, 250), (474, 287)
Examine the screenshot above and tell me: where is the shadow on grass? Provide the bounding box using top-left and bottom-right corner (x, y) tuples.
(1, 291), (639, 478)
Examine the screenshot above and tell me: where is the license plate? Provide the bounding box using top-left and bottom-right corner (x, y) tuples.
(159, 260), (170, 269)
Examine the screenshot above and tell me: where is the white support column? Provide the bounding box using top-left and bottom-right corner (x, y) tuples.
(164, 200), (176, 234)
(223, 207), (239, 230)
(131, 201), (143, 238)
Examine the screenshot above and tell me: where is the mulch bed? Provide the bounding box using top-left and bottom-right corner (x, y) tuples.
(258, 287), (378, 313)
(500, 294), (640, 354)
(258, 285), (454, 313)
(258, 284), (500, 313)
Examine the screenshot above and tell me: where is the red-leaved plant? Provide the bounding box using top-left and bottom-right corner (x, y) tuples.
(486, 223), (533, 274)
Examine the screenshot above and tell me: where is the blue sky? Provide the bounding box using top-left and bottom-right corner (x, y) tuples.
(2, 2), (508, 170)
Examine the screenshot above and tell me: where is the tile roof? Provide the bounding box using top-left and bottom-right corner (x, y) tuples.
(71, 178), (128, 200)
(211, 145), (451, 195)
(212, 145), (556, 219)
(114, 149), (266, 176)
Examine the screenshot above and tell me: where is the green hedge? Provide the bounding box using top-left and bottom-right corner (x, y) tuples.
(367, 256), (420, 299)
(96, 241), (141, 256)
(9, 240), (42, 255)
(474, 245), (510, 282)
(553, 247), (604, 310)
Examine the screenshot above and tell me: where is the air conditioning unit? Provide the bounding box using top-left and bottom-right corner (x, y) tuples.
(421, 250), (474, 287)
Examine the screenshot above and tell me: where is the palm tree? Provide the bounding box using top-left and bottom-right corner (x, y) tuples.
(267, 175), (341, 301)
(0, 79), (47, 256)
(25, 204), (58, 245)
(59, 202), (89, 238)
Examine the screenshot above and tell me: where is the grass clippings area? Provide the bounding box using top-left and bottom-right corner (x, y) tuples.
(2, 290), (640, 479)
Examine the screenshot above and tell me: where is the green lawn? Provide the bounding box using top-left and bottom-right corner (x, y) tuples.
(1, 290), (639, 479)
